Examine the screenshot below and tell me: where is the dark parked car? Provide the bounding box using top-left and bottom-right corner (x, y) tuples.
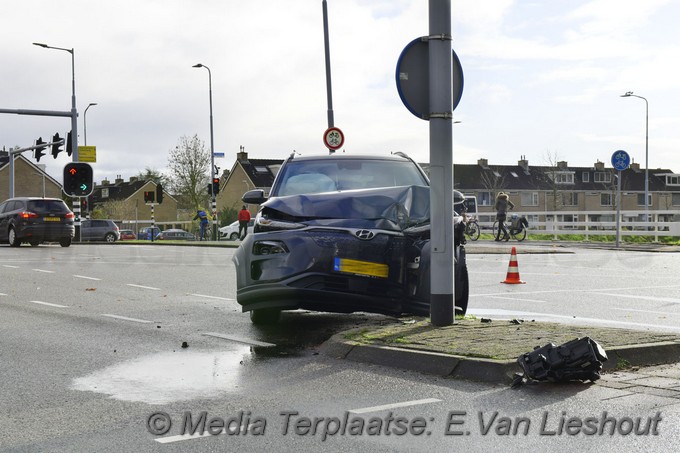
(156, 229), (196, 241)
(0, 197), (74, 247)
(232, 153), (469, 324)
(80, 219), (120, 242)
(138, 226), (161, 240)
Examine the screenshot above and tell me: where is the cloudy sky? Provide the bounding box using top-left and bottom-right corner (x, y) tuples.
(2, 0), (679, 185)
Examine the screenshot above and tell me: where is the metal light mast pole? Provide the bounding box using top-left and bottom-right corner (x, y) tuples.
(193, 63), (217, 240)
(621, 91), (649, 223)
(84, 103), (97, 146)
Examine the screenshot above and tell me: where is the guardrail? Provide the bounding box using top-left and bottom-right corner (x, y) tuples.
(475, 210), (680, 241)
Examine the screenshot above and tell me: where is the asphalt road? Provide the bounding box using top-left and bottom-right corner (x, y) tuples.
(2, 243), (680, 452)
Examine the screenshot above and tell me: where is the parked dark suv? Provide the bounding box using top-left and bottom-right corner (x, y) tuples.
(80, 219), (120, 242)
(0, 197), (75, 247)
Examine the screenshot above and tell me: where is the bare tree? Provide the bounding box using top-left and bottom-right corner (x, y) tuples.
(166, 135), (210, 210)
(96, 199), (136, 221)
(135, 167), (168, 186)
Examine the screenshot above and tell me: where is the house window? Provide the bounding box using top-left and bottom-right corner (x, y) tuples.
(582, 172), (590, 183)
(549, 171), (574, 184)
(672, 193), (680, 206)
(601, 193), (613, 206)
(102, 188), (109, 198)
(594, 172), (611, 183)
(637, 193), (652, 206)
(561, 192), (579, 206)
(666, 175), (680, 186)
(520, 192), (538, 206)
(478, 192), (494, 206)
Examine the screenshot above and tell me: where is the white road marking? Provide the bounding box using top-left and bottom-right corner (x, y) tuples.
(202, 332), (275, 348)
(28, 300), (69, 308)
(189, 293), (236, 301)
(126, 284), (161, 291)
(73, 275), (102, 281)
(156, 425), (251, 443)
(0, 293), (6, 296)
(349, 398), (442, 414)
(486, 295), (547, 303)
(101, 314), (153, 324)
(2, 265), (20, 269)
(32, 269), (54, 273)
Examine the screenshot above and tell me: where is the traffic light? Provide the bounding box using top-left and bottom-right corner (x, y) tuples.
(51, 133), (63, 158)
(155, 184), (164, 204)
(34, 137), (47, 162)
(63, 163), (93, 197)
(144, 191), (155, 203)
(65, 131), (73, 156)
(212, 178), (220, 195)
(81, 198), (88, 212)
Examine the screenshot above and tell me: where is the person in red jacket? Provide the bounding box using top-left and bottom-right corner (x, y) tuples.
(238, 205), (251, 240)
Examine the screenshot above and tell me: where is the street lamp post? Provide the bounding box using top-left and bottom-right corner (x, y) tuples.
(84, 103), (97, 146)
(193, 63), (217, 240)
(621, 91), (649, 223)
(33, 42), (78, 161)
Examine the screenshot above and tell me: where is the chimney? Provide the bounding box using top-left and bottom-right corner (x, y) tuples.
(101, 179), (110, 186)
(518, 155), (529, 171)
(557, 161), (568, 170)
(477, 158), (489, 169)
(129, 176), (138, 183)
(237, 145), (248, 162)
(115, 174), (124, 184)
(594, 161), (605, 171)
(630, 162), (641, 172)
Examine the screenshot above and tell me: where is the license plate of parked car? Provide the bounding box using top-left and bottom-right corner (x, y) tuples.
(43, 217), (61, 222)
(333, 257), (388, 278)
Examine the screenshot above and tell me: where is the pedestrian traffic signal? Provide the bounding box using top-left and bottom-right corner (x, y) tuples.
(34, 137), (47, 162)
(144, 191), (155, 203)
(51, 133), (63, 158)
(212, 178), (220, 195)
(63, 163), (93, 197)
(155, 184), (164, 204)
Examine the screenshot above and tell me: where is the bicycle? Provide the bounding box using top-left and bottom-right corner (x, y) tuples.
(492, 214), (528, 242)
(459, 206), (480, 241)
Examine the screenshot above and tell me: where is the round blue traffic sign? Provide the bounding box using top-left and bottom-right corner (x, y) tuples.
(611, 150), (630, 171)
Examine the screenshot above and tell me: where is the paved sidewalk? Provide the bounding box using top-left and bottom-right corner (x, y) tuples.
(320, 317), (680, 384)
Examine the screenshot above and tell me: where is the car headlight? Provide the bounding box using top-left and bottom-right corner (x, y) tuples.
(253, 240), (289, 255)
(255, 212), (305, 232)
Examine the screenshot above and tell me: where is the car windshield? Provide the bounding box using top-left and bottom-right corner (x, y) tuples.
(27, 200), (69, 214)
(273, 158), (428, 197)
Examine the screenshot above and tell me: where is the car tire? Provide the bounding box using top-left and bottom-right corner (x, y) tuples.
(250, 308), (281, 325)
(104, 233), (117, 243)
(59, 237), (72, 247)
(455, 248), (469, 316)
(8, 227), (21, 247)
(229, 232), (239, 241)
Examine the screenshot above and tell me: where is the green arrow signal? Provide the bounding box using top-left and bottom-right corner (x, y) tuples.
(80, 184), (87, 191)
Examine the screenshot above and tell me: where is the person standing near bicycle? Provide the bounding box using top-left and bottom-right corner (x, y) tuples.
(193, 208), (210, 241)
(494, 192), (514, 241)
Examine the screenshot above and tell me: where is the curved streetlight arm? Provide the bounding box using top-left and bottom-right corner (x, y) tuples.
(620, 91), (650, 217)
(193, 63), (217, 240)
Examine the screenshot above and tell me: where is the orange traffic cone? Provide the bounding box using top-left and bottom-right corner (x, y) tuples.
(502, 246), (526, 284)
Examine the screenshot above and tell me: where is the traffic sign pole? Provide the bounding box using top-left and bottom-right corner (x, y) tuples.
(612, 150), (631, 248)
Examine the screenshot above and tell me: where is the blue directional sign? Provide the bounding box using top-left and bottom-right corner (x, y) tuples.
(611, 150), (630, 171)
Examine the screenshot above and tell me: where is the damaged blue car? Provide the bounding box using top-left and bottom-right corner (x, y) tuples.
(232, 152), (469, 324)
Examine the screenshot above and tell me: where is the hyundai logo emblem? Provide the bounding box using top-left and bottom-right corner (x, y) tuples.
(354, 229), (375, 240)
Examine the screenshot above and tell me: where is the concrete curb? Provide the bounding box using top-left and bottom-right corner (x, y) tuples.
(320, 332), (680, 384)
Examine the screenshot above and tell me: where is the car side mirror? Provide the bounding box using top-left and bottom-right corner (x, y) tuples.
(242, 189), (266, 205)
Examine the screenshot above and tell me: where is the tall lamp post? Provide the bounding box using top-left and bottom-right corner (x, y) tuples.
(33, 42), (78, 161)
(193, 63), (217, 240)
(84, 103), (97, 146)
(621, 91), (649, 222)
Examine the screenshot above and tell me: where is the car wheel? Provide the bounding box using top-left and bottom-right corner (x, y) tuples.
(59, 237), (72, 247)
(250, 308), (281, 325)
(229, 232), (239, 241)
(8, 227), (21, 247)
(455, 248), (469, 316)
(104, 233), (117, 243)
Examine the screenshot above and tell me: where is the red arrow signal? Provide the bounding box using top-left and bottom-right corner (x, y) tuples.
(69, 168), (77, 175)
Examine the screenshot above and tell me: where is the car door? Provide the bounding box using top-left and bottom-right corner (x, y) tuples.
(80, 220), (93, 240)
(0, 200), (9, 241)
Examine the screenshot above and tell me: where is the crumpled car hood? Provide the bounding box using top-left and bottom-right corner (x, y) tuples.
(262, 185), (431, 231)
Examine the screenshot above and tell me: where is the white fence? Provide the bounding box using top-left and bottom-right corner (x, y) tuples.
(476, 210), (680, 240)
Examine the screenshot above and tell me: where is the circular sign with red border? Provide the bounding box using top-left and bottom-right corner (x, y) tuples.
(323, 127), (344, 151)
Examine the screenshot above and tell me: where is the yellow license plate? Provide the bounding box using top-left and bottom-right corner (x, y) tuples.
(333, 257), (388, 278)
(44, 217), (61, 222)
